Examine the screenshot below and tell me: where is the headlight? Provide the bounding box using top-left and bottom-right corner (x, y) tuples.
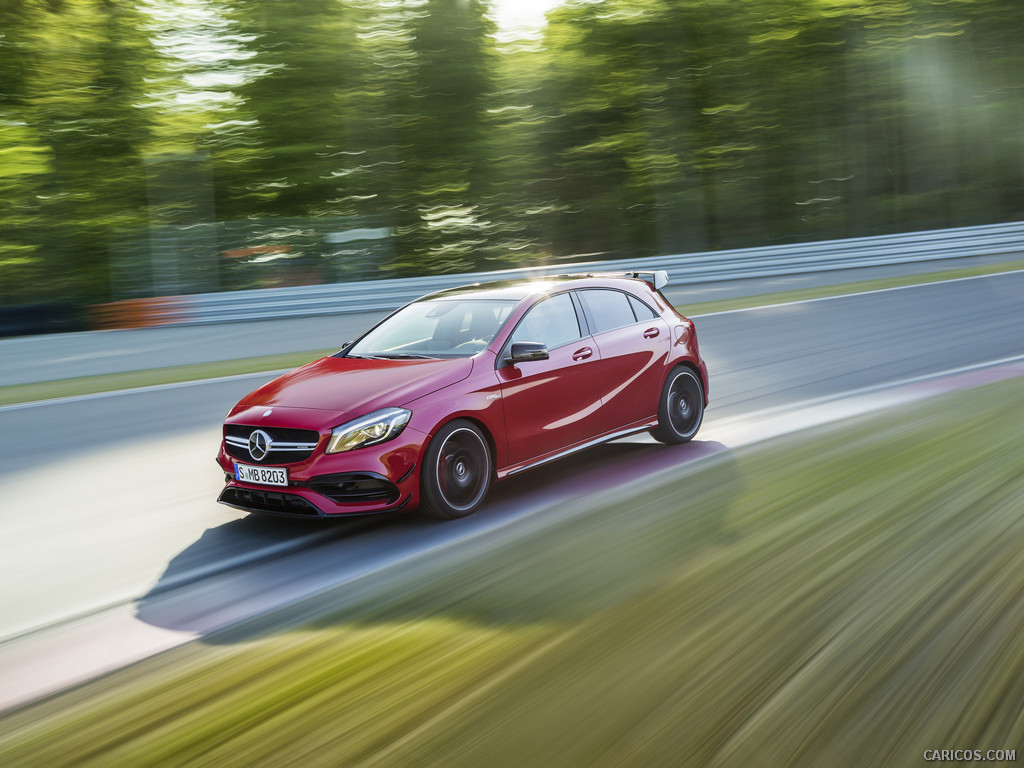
(326, 407), (411, 453)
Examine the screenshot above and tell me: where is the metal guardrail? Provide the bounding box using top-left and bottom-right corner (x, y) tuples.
(96, 221), (1024, 327)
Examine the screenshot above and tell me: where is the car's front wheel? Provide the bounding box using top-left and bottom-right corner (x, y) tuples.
(650, 366), (704, 444)
(419, 419), (493, 519)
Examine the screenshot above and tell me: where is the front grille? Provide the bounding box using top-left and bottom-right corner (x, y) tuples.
(219, 487), (322, 517)
(224, 424), (321, 464)
(309, 472), (400, 504)
(225, 425), (320, 443)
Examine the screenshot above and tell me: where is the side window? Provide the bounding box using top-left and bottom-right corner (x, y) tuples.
(628, 294), (658, 321)
(580, 289), (636, 334)
(510, 293), (581, 350)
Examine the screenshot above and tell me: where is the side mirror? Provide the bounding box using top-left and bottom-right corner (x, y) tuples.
(506, 341), (549, 364)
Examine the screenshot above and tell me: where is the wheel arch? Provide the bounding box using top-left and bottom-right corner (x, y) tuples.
(427, 414), (500, 479)
(668, 358), (708, 405)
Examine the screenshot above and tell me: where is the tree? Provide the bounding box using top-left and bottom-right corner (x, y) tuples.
(0, 0), (157, 303)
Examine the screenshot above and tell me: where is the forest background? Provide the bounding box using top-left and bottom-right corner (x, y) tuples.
(1, 0), (1022, 307)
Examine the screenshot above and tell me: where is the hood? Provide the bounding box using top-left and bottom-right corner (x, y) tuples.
(237, 355), (475, 416)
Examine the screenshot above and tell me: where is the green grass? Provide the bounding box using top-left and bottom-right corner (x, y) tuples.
(3, 259), (1022, 407)
(0, 349), (336, 406)
(3, 377), (1023, 767)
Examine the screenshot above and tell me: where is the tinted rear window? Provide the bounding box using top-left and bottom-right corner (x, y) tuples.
(580, 289), (636, 333)
(628, 294), (658, 321)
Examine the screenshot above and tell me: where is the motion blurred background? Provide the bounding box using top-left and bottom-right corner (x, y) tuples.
(3, 5), (1024, 763)
(1, 0), (1022, 330)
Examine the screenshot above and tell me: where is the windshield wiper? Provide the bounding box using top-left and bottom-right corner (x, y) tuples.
(374, 352), (438, 359)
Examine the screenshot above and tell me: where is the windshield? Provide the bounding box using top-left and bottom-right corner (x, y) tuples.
(345, 298), (517, 359)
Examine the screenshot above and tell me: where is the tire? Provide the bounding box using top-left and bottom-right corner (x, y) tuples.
(419, 420), (493, 519)
(650, 367), (704, 444)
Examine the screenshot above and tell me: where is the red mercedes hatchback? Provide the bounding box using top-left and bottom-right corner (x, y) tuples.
(216, 272), (708, 519)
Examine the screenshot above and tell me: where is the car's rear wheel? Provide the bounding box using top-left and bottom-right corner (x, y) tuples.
(420, 419), (493, 519)
(650, 367), (704, 444)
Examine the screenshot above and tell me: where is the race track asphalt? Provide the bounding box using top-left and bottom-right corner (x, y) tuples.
(0, 269), (1022, 709)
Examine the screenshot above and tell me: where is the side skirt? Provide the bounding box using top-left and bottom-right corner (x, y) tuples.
(497, 420), (658, 480)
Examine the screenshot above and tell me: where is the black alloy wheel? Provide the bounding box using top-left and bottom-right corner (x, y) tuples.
(420, 419), (493, 519)
(650, 367), (704, 444)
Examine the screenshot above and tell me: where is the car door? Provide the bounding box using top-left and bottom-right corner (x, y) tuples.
(577, 288), (671, 432)
(496, 292), (604, 466)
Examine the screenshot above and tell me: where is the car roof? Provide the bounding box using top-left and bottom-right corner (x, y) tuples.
(421, 274), (654, 302)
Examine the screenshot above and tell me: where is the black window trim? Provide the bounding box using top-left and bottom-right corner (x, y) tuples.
(569, 290), (592, 336)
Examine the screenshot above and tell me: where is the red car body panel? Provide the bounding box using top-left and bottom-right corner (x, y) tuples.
(236, 356), (474, 415)
(588, 319), (669, 430)
(496, 339), (605, 465)
(216, 275), (709, 518)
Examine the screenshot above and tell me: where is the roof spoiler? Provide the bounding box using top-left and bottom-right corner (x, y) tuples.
(562, 270), (671, 290)
(584, 270), (669, 289)
(629, 270), (670, 290)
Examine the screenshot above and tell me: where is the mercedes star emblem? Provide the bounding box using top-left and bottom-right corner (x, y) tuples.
(248, 429), (272, 461)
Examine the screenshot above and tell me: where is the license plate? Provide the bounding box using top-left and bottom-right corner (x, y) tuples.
(235, 463), (288, 487)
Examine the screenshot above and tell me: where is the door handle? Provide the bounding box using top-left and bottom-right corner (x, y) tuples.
(643, 328), (660, 339)
(572, 347), (593, 361)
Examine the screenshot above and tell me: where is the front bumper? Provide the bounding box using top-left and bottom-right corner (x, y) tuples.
(216, 427), (427, 518)
(218, 471), (414, 518)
